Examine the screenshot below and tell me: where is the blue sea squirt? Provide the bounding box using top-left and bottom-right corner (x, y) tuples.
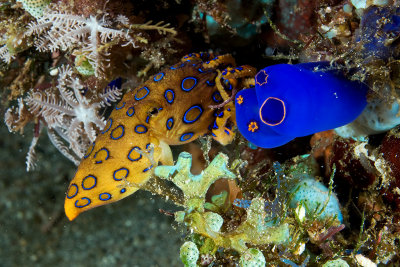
(235, 62), (369, 148)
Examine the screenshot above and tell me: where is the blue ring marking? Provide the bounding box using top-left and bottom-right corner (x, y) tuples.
(82, 175), (97, 190)
(135, 125), (148, 134)
(75, 197), (91, 208)
(180, 132), (194, 142)
(206, 80), (215, 86)
(128, 146), (142, 161)
(211, 132), (216, 137)
(115, 101), (125, 110)
(225, 129), (230, 135)
(83, 142), (95, 159)
(212, 91), (223, 103)
(164, 89), (175, 104)
(145, 143), (151, 150)
(223, 79), (233, 91)
(67, 184), (78, 199)
(110, 125), (125, 140)
(126, 107), (135, 117)
(99, 193), (112, 201)
(145, 115), (150, 124)
(143, 165), (153, 172)
(198, 68), (205, 73)
(183, 105), (203, 124)
(153, 72), (165, 82)
(170, 63), (185, 70)
(181, 77), (198, 92)
(94, 148), (110, 164)
(166, 117), (174, 130)
(135, 86), (150, 101)
(237, 66), (243, 71)
(213, 121), (219, 129)
(113, 167), (129, 181)
(120, 188), (126, 194)
(101, 118), (112, 134)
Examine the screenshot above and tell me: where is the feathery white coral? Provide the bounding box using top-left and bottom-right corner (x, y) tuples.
(0, 45), (14, 64)
(26, 11), (137, 76)
(24, 64), (122, 164)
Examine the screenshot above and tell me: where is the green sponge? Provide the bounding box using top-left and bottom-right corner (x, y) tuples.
(17, 0), (51, 18)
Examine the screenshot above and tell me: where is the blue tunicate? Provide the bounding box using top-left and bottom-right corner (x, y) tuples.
(235, 62), (368, 148)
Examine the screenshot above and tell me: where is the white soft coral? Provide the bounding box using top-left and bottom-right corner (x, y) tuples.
(26, 10), (137, 76)
(24, 64), (121, 166)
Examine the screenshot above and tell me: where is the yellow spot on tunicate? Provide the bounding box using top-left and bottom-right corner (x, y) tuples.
(248, 121), (259, 132)
(237, 95), (243, 105)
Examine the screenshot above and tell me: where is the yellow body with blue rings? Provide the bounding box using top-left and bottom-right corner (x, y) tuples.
(64, 53), (256, 220)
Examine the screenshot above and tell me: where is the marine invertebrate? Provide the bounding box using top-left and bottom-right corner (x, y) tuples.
(180, 241), (200, 267)
(322, 258), (349, 267)
(157, 152), (290, 266)
(64, 53), (256, 220)
(25, 9), (136, 77)
(5, 64), (121, 168)
(17, 0), (51, 18)
(155, 152), (236, 211)
(239, 248), (266, 267)
(25, 5), (177, 77)
(335, 99), (400, 139)
(235, 62), (368, 148)
(289, 177), (343, 223)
